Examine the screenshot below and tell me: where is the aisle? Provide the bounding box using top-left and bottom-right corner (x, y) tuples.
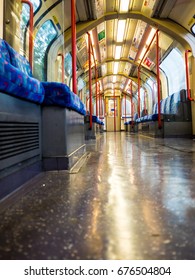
(0, 132), (195, 260)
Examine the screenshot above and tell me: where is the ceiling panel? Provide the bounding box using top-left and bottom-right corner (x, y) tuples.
(169, 0), (195, 33)
(106, 20), (115, 59)
(105, 0), (117, 13)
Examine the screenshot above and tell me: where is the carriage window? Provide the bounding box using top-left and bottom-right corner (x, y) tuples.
(34, 20), (57, 81)
(20, 0), (41, 54)
(191, 23), (195, 35)
(122, 98), (131, 117)
(30, 0), (41, 11)
(78, 77), (86, 91)
(65, 53), (72, 77)
(160, 48), (185, 95)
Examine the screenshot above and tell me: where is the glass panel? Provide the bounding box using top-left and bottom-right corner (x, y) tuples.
(34, 20), (57, 80)
(160, 48), (185, 95)
(108, 98), (118, 117)
(30, 0), (41, 12)
(64, 53), (72, 76)
(122, 98), (131, 116)
(78, 77), (86, 91)
(20, 0), (41, 54)
(191, 24), (195, 35)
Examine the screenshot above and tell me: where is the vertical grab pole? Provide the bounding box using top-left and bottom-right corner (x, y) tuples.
(98, 82), (101, 117)
(99, 91), (101, 118)
(185, 50), (194, 101)
(71, 0), (77, 94)
(87, 33), (92, 129)
(144, 90), (147, 115)
(130, 81), (133, 121)
(21, 0), (33, 69)
(156, 30), (162, 129)
(130, 81), (133, 127)
(95, 67), (98, 117)
(58, 53), (64, 83)
(125, 92), (127, 122)
(114, 85), (116, 132)
(100, 93), (102, 117)
(137, 67), (141, 118)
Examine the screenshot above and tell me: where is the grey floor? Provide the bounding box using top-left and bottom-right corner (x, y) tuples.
(0, 132), (195, 260)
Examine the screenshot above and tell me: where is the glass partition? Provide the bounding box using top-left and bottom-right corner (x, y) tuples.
(34, 20), (57, 80)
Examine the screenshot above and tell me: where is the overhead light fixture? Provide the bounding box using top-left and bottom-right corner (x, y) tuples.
(146, 28), (156, 45)
(113, 76), (117, 83)
(113, 62), (119, 74)
(101, 64), (107, 76)
(116, 20), (126, 42)
(119, 0), (130, 12)
(139, 28), (156, 61)
(139, 46), (147, 61)
(115, 46), (122, 59)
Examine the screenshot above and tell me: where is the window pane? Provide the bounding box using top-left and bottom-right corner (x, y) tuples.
(65, 53), (72, 77)
(160, 49), (185, 94)
(122, 98), (131, 116)
(20, 4), (29, 54)
(20, 0), (41, 54)
(191, 24), (195, 35)
(34, 20), (57, 81)
(30, 0), (41, 12)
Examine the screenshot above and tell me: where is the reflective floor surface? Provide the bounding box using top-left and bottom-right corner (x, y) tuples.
(0, 132), (195, 260)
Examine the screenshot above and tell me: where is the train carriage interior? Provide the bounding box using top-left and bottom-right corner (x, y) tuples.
(0, 0), (195, 260)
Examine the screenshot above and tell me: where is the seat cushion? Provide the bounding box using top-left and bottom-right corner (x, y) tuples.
(0, 39), (11, 62)
(5, 42), (33, 77)
(0, 58), (45, 103)
(42, 82), (86, 115)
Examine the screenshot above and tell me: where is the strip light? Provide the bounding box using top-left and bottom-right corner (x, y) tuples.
(113, 62), (119, 74)
(119, 0), (130, 12)
(115, 46), (122, 59)
(113, 75), (117, 83)
(116, 20), (126, 42)
(139, 28), (156, 61)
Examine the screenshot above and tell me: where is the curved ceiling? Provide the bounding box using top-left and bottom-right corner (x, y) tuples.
(34, 0), (195, 96)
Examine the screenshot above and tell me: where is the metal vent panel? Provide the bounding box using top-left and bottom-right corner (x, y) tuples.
(0, 121), (40, 161)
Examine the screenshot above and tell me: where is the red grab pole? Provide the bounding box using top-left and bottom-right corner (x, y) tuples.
(130, 81), (133, 125)
(71, 0), (77, 94)
(99, 92), (101, 118)
(87, 33), (92, 129)
(156, 30), (162, 129)
(114, 86), (116, 132)
(139, 30), (157, 66)
(125, 92), (126, 122)
(58, 53), (64, 83)
(95, 68), (98, 116)
(185, 50), (194, 101)
(21, 0), (33, 69)
(144, 90), (147, 115)
(137, 67), (141, 117)
(89, 37), (98, 116)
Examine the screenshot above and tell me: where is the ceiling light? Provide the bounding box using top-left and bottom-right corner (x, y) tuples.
(139, 28), (156, 61)
(113, 62), (119, 74)
(116, 20), (126, 42)
(139, 46), (147, 61)
(113, 76), (117, 83)
(119, 0), (130, 12)
(146, 28), (156, 46)
(115, 46), (122, 59)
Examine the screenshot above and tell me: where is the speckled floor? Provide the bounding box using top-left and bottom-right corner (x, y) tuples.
(0, 132), (195, 260)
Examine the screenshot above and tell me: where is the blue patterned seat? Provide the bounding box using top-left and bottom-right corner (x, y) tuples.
(0, 38), (45, 103)
(42, 82), (86, 115)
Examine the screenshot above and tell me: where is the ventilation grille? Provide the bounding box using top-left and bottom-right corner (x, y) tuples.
(0, 122), (40, 161)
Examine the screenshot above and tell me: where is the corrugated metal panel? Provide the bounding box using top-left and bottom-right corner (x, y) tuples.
(0, 122), (39, 161)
